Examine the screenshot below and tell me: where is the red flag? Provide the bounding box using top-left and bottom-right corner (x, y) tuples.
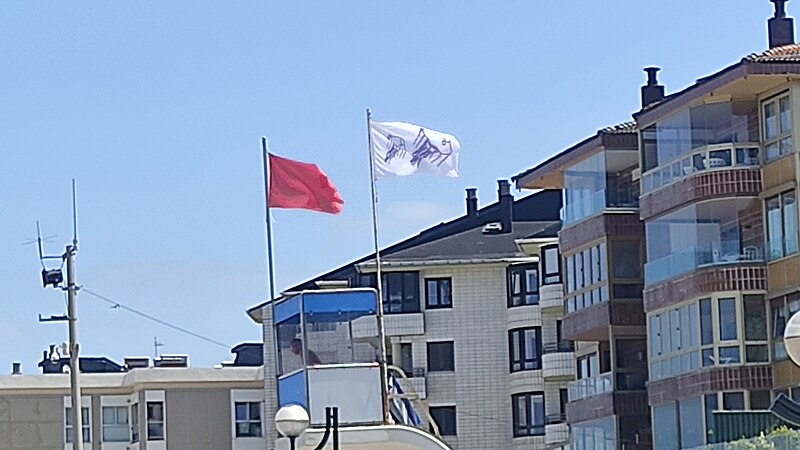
(268, 153), (344, 214)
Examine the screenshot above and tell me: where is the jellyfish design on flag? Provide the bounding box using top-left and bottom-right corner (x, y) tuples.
(411, 128), (454, 167)
(384, 135), (407, 163)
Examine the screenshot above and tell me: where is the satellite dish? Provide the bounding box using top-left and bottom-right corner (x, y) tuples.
(784, 312), (800, 366)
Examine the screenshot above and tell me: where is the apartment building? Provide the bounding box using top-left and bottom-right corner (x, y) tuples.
(0, 351), (264, 450)
(514, 123), (651, 450)
(512, 2), (800, 448)
(249, 183), (575, 450)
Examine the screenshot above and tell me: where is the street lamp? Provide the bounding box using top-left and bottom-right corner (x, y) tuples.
(275, 405), (309, 450)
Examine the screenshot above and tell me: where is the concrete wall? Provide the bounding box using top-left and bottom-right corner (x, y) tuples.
(0, 395), (63, 450)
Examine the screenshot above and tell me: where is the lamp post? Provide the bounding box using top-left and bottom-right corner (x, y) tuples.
(275, 405), (309, 450)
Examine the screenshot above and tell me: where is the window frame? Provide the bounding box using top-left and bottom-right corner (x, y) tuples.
(762, 92), (793, 162)
(512, 392), (545, 437)
(508, 327), (542, 372)
(101, 405), (130, 443)
(146, 401), (165, 441)
(430, 405), (457, 436)
(131, 403), (139, 443)
(541, 244), (561, 285)
(766, 190), (799, 260)
(65, 406), (91, 444)
(234, 401), (263, 438)
(382, 272), (421, 314)
(427, 341), (455, 372)
(507, 264), (540, 307)
(425, 277), (452, 309)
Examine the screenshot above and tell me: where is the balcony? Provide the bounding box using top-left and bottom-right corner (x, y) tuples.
(645, 240), (764, 286)
(568, 372), (613, 402)
(544, 415), (569, 446)
(538, 284), (564, 312)
(351, 313), (425, 340)
(542, 342), (576, 381)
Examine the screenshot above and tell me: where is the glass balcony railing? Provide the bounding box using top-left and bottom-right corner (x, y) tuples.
(644, 241), (764, 286)
(641, 143), (760, 195)
(567, 372), (613, 402)
(562, 190), (639, 226)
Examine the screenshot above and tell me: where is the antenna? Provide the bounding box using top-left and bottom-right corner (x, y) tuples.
(72, 178), (78, 248)
(154, 337), (165, 359)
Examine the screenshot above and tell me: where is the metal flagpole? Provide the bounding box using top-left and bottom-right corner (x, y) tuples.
(366, 109), (391, 424)
(261, 137), (281, 391)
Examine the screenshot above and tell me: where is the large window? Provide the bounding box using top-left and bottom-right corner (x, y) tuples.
(645, 198), (764, 286)
(763, 93), (793, 161)
(541, 244), (561, 285)
(563, 150), (639, 225)
(102, 406), (129, 442)
(427, 341), (455, 372)
(65, 407), (90, 444)
(509, 327), (542, 372)
(425, 278), (452, 309)
(507, 264), (539, 306)
(766, 190), (798, 260)
(565, 243), (608, 313)
(430, 406), (457, 436)
(147, 401), (165, 441)
(382, 272), (420, 314)
(512, 393), (545, 437)
(572, 417), (616, 450)
(235, 402), (263, 437)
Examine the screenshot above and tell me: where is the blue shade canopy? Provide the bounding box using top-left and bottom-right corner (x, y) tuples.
(274, 289), (377, 324)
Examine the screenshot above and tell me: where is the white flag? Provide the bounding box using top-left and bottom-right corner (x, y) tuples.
(370, 121), (461, 180)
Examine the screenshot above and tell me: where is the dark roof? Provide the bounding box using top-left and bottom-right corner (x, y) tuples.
(39, 356), (124, 374)
(274, 188), (562, 293)
(381, 221), (559, 263)
(743, 43), (800, 62)
(599, 121), (637, 134)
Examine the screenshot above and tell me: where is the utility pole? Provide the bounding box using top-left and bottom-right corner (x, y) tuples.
(65, 242), (83, 450)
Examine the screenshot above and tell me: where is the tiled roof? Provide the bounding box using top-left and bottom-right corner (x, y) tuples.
(599, 121), (637, 135)
(743, 43), (800, 62)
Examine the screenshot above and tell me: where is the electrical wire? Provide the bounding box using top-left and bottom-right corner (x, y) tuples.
(81, 287), (231, 350)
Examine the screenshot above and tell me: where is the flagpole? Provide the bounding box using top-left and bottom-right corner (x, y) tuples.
(366, 108), (391, 425)
(261, 137), (281, 391)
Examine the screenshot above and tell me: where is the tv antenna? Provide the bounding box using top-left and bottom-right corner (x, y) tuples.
(154, 337), (165, 359)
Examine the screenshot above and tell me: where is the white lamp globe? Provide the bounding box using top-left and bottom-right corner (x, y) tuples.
(275, 404), (310, 438)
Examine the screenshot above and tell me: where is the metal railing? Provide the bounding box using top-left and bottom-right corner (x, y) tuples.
(543, 341), (575, 354)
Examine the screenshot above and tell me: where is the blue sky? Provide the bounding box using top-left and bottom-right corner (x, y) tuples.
(0, 1), (773, 372)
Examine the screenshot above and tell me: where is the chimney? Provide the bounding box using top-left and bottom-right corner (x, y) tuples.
(769, 0), (795, 48)
(497, 180), (513, 233)
(466, 188), (478, 217)
(641, 67), (665, 108)
(11, 362), (21, 375)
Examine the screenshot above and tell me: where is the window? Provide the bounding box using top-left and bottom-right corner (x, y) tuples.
(396, 343), (413, 376)
(541, 245), (561, 284)
(147, 401), (165, 441)
(235, 402), (262, 437)
(425, 278), (452, 309)
(718, 298), (737, 341)
(430, 406), (456, 436)
(131, 403), (139, 443)
(577, 353), (599, 379)
(102, 406), (129, 442)
(507, 264), (539, 306)
(751, 391), (772, 410)
(767, 190), (799, 260)
(613, 241), (641, 279)
(427, 342), (454, 372)
(722, 392), (745, 410)
(382, 272), (420, 314)
(65, 407), (90, 444)
(509, 327), (542, 372)
(763, 93), (793, 161)
(512, 393), (545, 437)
